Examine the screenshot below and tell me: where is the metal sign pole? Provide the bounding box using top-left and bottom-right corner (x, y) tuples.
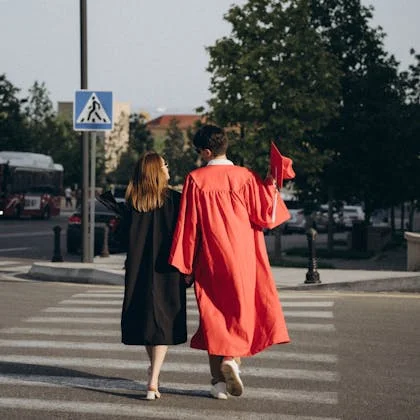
(73, 88), (112, 264)
(89, 132), (97, 260)
(80, 0), (90, 262)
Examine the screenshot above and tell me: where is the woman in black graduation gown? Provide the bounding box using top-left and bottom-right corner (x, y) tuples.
(121, 151), (188, 400)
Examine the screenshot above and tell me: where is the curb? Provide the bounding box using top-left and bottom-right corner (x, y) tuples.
(27, 263), (420, 293)
(279, 276), (420, 293)
(29, 263), (124, 285)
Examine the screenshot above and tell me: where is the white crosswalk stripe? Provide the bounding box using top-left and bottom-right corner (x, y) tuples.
(0, 340), (338, 363)
(41, 306), (335, 319)
(0, 259), (32, 281)
(0, 374), (338, 403)
(0, 398), (340, 420)
(59, 299), (334, 308)
(0, 288), (342, 419)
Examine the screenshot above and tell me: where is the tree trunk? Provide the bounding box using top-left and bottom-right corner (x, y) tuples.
(408, 200), (416, 231)
(390, 206), (395, 232)
(400, 202), (405, 231)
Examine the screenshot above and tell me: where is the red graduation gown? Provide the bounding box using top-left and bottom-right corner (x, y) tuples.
(169, 164), (291, 356)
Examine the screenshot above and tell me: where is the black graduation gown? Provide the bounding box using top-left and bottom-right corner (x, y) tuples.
(120, 189), (187, 345)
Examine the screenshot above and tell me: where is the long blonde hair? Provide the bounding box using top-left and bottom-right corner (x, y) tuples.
(125, 151), (168, 212)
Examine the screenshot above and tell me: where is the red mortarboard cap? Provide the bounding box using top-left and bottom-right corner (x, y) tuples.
(270, 142), (295, 187)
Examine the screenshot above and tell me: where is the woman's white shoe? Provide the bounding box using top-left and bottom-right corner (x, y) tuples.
(145, 388), (161, 400)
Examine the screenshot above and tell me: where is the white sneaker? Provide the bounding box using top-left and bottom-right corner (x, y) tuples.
(210, 382), (228, 400)
(221, 359), (244, 397)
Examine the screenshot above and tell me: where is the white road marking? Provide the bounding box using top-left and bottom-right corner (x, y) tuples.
(0, 247), (31, 253)
(40, 308), (334, 319)
(0, 231), (52, 238)
(58, 300), (333, 308)
(284, 311), (334, 319)
(0, 374), (338, 404)
(0, 398), (340, 420)
(0, 322), (336, 335)
(0, 261), (18, 265)
(0, 356), (339, 381)
(0, 339), (337, 363)
(0, 265), (31, 271)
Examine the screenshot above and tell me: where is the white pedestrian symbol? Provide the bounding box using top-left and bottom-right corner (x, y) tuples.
(76, 93), (111, 124)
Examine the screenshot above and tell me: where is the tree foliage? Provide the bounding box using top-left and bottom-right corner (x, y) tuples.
(0, 74), (28, 150)
(398, 51), (420, 209)
(0, 75), (81, 187)
(108, 113), (155, 185)
(206, 0), (342, 198)
(308, 0), (410, 221)
(204, 0), (418, 224)
(163, 118), (197, 185)
(128, 113), (154, 155)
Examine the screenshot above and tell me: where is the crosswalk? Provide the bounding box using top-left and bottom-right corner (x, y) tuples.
(0, 260), (32, 281)
(0, 287), (342, 419)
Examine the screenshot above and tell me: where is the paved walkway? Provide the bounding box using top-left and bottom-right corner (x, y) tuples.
(28, 253), (420, 293)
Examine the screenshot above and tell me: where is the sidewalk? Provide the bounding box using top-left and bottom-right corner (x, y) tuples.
(28, 253), (420, 292)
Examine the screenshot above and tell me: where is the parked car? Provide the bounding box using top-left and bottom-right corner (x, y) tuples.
(66, 200), (126, 255)
(283, 200), (306, 233)
(312, 204), (343, 232)
(342, 205), (365, 229)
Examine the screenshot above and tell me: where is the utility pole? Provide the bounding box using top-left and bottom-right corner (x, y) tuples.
(80, 0), (91, 262)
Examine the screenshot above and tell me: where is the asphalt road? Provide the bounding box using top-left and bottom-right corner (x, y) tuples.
(0, 213), (82, 263)
(0, 212), (347, 264)
(0, 279), (418, 419)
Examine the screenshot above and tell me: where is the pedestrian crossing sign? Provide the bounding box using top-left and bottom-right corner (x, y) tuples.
(74, 90), (113, 131)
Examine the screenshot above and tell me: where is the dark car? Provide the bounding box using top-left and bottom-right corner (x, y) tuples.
(66, 200), (126, 255)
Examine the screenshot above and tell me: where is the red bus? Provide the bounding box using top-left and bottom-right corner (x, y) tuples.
(0, 151), (63, 219)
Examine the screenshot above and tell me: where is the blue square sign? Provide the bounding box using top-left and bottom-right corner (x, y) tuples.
(74, 90), (113, 131)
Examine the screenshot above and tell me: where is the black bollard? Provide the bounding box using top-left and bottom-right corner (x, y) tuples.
(101, 224), (110, 258)
(51, 225), (64, 262)
(305, 227), (321, 284)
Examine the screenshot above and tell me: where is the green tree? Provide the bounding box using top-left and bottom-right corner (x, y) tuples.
(399, 51), (420, 230)
(108, 113), (155, 185)
(109, 150), (138, 185)
(46, 117), (82, 188)
(0, 74), (28, 150)
(0, 77), (82, 187)
(309, 0), (407, 223)
(24, 81), (54, 124)
(163, 118), (197, 185)
(128, 113), (154, 154)
(24, 81), (60, 154)
(205, 0), (341, 198)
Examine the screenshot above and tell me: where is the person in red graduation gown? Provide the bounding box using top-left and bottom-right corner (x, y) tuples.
(169, 125), (291, 400)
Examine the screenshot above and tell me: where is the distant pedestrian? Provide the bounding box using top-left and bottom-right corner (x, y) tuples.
(64, 186), (73, 208)
(120, 151), (189, 400)
(169, 125), (291, 399)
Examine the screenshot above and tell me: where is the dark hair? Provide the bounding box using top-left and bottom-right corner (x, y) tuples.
(193, 124), (228, 156)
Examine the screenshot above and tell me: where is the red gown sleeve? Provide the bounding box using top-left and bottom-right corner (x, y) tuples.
(168, 174), (199, 274)
(246, 173), (290, 230)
